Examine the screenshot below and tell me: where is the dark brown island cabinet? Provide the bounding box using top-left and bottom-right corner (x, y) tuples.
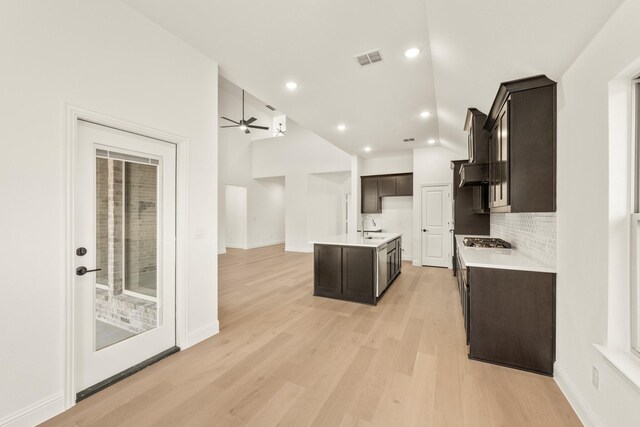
(313, 236), (402, 305)
(483, 75), (557, 213)
(361, 173), (412, 214)
(456, 254), (556, 375)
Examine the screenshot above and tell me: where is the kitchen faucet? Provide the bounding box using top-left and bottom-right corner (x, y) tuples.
(361, 216), (377, 238)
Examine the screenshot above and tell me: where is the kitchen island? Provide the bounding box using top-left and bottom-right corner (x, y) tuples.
(310, 233), (402, 305)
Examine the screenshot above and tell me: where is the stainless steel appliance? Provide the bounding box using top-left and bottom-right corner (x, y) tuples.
(376, 243), (388, 297)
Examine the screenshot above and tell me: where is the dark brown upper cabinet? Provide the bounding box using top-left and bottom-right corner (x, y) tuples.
(361, 173), (413, 213)
(484, 75), (557, 213)
(395, 174), (413, 196)
(361, 176), (381, 213)
(464, 108), (490, 164)
(377, 176), (396, 197)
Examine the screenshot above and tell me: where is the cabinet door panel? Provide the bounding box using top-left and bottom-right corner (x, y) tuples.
(497, 102), (510, 207)
(378, 176), (396, 197)
(342, 246), (375, 303)
(469, 268), (555, 374)
(314, 245), (342, 297)
(489, 126), (498, 207)
(361, 177), (381, 213)
(395, 175), (413, 196)
(468, 125), (475, 163)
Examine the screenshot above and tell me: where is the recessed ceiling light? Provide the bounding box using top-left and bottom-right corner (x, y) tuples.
(364, 147), (372, 152)
(420, 111), (431, 118)
(404, 47), (420, 58)
(337, 124), (346, 131)
(427, 139), (436, 144)
(285, 81), (298, 90)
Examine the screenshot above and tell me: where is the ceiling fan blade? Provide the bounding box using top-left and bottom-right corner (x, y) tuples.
(244, 128), (250, 134)
(220, 125), (239, 128)
(245, 117), (257, 125)
(247, 125), (269, 130)
(220, 117), (239, 124)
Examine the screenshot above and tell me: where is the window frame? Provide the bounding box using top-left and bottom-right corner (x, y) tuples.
(632, 77), (640, 357)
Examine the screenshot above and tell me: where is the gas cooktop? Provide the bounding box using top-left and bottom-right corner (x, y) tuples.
(463, 237), (512, 249)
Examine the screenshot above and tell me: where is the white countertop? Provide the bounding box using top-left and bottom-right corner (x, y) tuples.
(456, 235), (556, 273)
(310, 232), (402, 248)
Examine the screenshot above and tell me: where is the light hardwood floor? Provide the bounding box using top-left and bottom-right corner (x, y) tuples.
(46, 244), (581, 426)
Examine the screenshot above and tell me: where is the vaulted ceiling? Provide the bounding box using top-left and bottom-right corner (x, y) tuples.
(123, 0), (622, 158)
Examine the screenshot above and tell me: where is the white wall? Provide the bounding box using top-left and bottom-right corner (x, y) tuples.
(253, 120), (352, 252)
(218, 85), (285, 253)
(361, 152), (413, 176)
(224, 185), (248, 248)
(553, 1), (640, 425)
(0, 1), (219, 424)
(252, 121), (351, 178)
(412, 146), (461, 265)
(307, 172), (351, 243)
(247, 177), (285, 249)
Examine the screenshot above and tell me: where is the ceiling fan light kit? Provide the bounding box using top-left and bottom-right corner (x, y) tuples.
(220, 89), (270, 134)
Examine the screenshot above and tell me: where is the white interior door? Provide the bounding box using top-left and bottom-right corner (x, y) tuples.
(74, 120), (176, 394)
(421, 185), (451, 267)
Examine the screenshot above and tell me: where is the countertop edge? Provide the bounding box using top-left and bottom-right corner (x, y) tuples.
(310, 233), (402, 249)
(455, 235), (557, 274)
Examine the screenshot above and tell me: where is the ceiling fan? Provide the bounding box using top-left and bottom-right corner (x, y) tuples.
(220, 89), (270, 134)
(275, 123), (286, 136)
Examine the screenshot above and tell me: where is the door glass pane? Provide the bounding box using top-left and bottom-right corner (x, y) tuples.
(95, 153), (160, 351)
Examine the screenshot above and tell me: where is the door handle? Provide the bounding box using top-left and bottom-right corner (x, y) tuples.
(76, 266), (102, 276)
(422, 229), (428, 232)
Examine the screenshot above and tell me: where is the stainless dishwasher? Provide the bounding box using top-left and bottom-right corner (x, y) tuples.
(376, 243), (388, 297)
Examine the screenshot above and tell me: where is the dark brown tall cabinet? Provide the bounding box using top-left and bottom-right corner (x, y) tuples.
(452, 160), (490, 275)
(484, 75), (557, 213)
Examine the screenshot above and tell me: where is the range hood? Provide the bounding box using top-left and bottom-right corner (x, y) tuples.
(459, 162), (489, 187)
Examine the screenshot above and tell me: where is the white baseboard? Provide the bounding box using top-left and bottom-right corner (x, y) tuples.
(554, 363), (602, 427)
(412, 260), (421, 266)
(186, 320), (220, 348)
(0, 393), (64, 427)
(246, 240), (285, 249)
(285, 246), (313, 253)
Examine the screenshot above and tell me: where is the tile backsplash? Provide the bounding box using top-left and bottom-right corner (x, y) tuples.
(490, 212), (556, 267)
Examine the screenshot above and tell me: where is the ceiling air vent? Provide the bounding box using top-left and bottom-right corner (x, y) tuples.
(265, 104), (277, 111)
(403, 137), (416, 142)
(356, 49), (383, 67)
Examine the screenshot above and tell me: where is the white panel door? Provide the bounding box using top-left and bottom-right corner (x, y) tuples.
(74, 120), (176, 394)
(421, 185), (450, 267)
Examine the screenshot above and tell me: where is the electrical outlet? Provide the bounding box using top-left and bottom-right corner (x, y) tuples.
(592, 366), (599, 390)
